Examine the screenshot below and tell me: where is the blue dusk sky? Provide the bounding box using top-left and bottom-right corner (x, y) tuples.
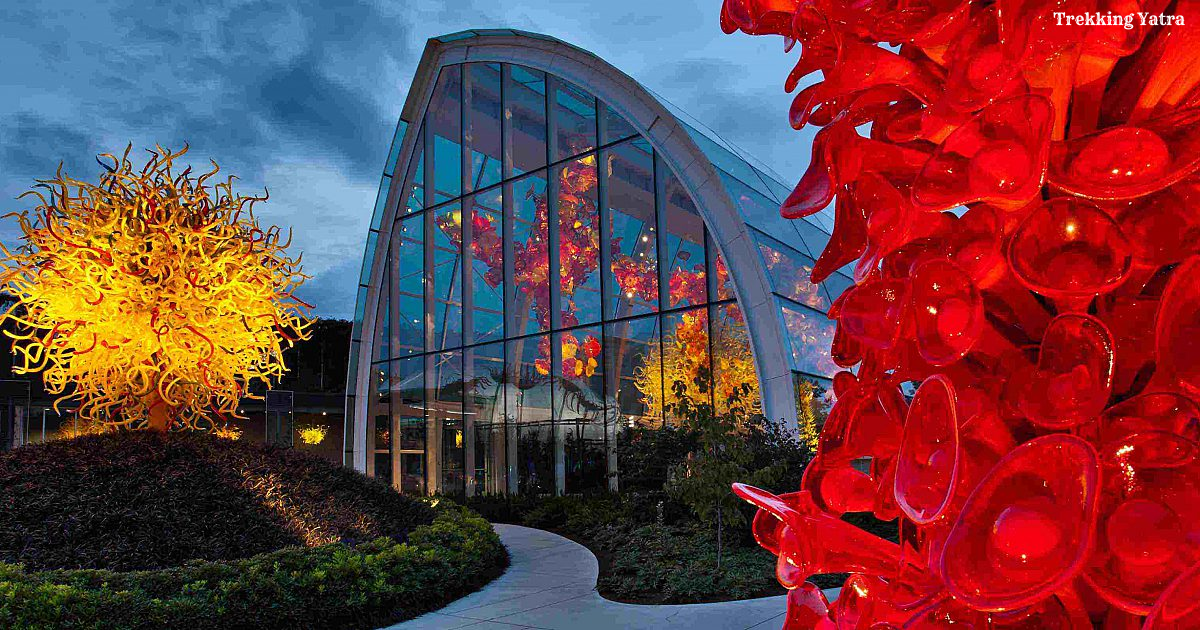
(0, 1), (814, 318)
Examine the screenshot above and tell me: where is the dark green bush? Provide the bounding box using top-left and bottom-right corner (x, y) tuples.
(0, 432), (434, 571)
(0, 502), (507, 630)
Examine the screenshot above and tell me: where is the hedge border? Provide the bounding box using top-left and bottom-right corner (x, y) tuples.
(0, 501), (508, 630)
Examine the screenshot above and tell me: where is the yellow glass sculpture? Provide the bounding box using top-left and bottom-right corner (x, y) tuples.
(0, 146), (312, 432)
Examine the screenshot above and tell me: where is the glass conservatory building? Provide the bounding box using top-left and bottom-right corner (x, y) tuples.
(345, 30), (850, 496)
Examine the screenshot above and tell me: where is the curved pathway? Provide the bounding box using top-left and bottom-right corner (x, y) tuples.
(386, 523), (839, 630)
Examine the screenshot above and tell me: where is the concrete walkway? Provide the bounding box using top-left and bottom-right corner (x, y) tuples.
(386, 523), (839, 630)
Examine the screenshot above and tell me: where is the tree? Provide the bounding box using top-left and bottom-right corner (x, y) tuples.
(664, 376), (804, 567)
(0, 146), (312, 432)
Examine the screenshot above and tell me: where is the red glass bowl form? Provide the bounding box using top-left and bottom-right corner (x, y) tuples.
(895, 375), (960, 525)
(1085, 431), (1200, 615)
(940, 434), (1100, 611)
(1007, 197), (1133, 304)
(1144, 559), (1200, 630)
(1155, 257), (1200, 399)
(1018, 313), (1115, 429)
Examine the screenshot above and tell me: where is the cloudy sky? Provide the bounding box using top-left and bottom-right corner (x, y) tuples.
(0, 1), (812, 319)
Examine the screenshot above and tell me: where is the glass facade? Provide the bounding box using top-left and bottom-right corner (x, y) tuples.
(348, 31), (850, 495)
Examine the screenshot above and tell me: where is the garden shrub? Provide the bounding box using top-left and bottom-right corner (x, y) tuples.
(0, 432), (435, 571)
(0, 502), (507, 630)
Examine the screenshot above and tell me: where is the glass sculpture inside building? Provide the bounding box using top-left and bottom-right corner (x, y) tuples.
(345, 30), (852, 496)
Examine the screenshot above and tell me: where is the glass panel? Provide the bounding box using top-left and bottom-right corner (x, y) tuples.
(603, 315), (661, 429)
(687, 124), (778, 202)
(661, 307), (712, 426)
(400, 129), (425, 217)
(369, 361), (390, 482)
(429, 65), (462, 203)
(384, 119), (407, 177)
(720, 170), (794, 236)
(352, 287), (368, 340)
(432, 202), (463, 350)
(794, 372), (833, 453)
(711, 244), (735, 301)
(553, 79), (596, 161)
(793, 219), (832, 261)
(662, 161), (707, 308)
(347, 340), (361, 393)
(468, 187), (505, 344)
(711, 302), (761, 416)
(508, 334), (554, 494)
(510, 170), (550, 335)
(507, 65), (547, 177)
(391, 216), (424, 356)
(822, 272), (854, 305)
(466, 63), (502, 192)
(755, 231), (829, 310)
(600, 102), (636, 145)
(358, 230), (378, 286)
(391, 355), (425, 495)
(372, 264), (390, 362)
(467, 342), (506, 495)
(370, 175), (390, 231)
(606, 139), (658, 318)
(780, 300), (839, 378)
(432, 350), (465, 495)
(556, 326), (607, 494)
(557, 154), (601, 327)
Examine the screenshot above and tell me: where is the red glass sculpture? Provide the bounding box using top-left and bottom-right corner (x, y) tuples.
(721, 0), (1200, 625)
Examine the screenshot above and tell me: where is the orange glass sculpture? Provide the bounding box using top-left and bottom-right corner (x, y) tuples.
(0, 146), (312, 432)
(722, 0), (1200, 626)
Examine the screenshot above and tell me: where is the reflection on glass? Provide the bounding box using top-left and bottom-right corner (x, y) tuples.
(466, 63), (502, 192)
(369, 361), (390, 483)
(510, 170), (550, 335)
(606, 139), (658, 318)
(402, 129), (425, 215)
(469, 188), (505, 343)
(433, 202), (463, 350)
(601, 102), (636, 145)
(711, 303), (762, 416)
(372, 265), (390, 362)
(555, 326), (608, 494)
(794, 373), (833, 453)
(711, 246), (734, 301)
(507, 65), (547, 176)
(558, 154), (601, 326)
(467, 343), (506, 495)
(433, 350), (465, 495)
(662, 160), (707, 308)
(822, 272), (854, 305)
(361, 62), (848, 496)
(429, 66), (462, 203)
(792, 218), (832, 261)
(391, 216), (423, 356)
(392, 355), (425, 495)
(719, 169), (795, 236)
(508, 334), (554, 494)
(553, 79), (596, 162)
(658, 307), (712, 426)
(781, 301), (839, 377)
(756, 232), (829, 310)
(604, 315), (661, 428)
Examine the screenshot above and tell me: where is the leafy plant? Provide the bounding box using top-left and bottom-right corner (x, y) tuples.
(0, 502), (507, 630)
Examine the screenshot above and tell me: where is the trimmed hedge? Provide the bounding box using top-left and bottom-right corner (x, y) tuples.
(0, 432), (435, 571)
(0, 501), (508, 630)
